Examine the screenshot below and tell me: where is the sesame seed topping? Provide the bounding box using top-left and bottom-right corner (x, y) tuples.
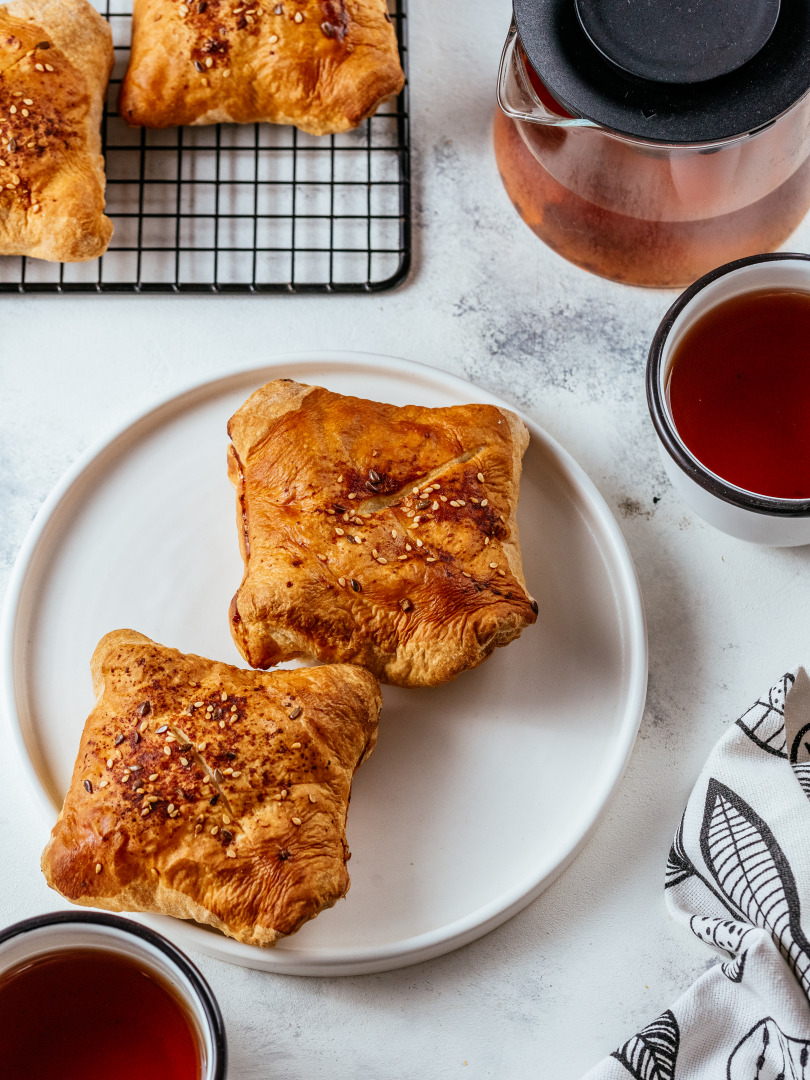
(490, 562), (498, 569)
(226, 850), (236, 858)
(163, 746), (172, 756)
(156, 724), (168, 734)
(149, 773), (159, 781)
(432, 501), (439, 510)
(289, 706), (302, 719)
(317, 554), (327, 562)
(484, 536), (490, 545)
(292, 816), (302, 825)
(351, 578), (362, 592)
(231, 705), (237, 712)
(141, 808), (150, 816)
(406, 544), (412, 551)
(99, 780), (108, 789)
(84, 779), (93, 793)
(139, 721), (148, 733)
(194, 824), (202, 835)
(35, 63), (44, 71)
(481, 499), (489, 507)
(167, 803), (175, 814)
(398, 554), (408, 560)
(45, 64), (54, 72)
(294, 10), (303, 20)
(205, 56), (213, 67)
(138, 701), (151, 716)
(214, 769), (223, 782)
(106, 758), (113, 768)
(440, 495), (448, 502)
(338, 576), (346, 587)
(232, 771), (242, 778)
(223, 767), (234, 775)
(219, 720), (226, 728)
(309, 793), (317, 803)
(498, 569), (506, 576)
(95, 863), (102, 874)
(415, 539), (423, 548)
(180, 757), (189, 766)
(462, 572), (471, 578)
(449, 500), (459, 507)
(426, 556), (437, 562)
(477, 472), (485, 482)
(348, 492), (357, 500)
(211, 825), (219, 835)
(377, 557), (388, 564)
(269, 33), (279, 43)
(291, 741), (301, 749)
(335, 527), (344, 535)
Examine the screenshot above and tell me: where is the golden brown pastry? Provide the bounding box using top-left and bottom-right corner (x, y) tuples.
(41, 630), (380, 947)
(0, 0), (113, 261)
(119, 0), (404, 135)
(228, 380), (538, 688)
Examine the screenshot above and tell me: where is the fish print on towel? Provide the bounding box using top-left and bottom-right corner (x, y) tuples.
(700, 779), (810, 998)
(611, 1010), (680, 1080)
(727, 1017), (810, 1080)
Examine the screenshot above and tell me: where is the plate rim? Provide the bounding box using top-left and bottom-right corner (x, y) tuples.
(1, 350), (648, 975)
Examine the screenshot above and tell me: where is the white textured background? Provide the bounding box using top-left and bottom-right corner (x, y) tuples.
(4, 1), (810, 1076)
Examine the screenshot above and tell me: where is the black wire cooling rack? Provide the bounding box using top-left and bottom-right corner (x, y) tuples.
(0, 0), (410, 294)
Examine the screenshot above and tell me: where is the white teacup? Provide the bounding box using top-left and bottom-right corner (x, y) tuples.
(647, 252), (810, 546)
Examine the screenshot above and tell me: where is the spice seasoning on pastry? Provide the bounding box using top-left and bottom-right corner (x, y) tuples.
(227, 380), (538, 688)
(40, 629), (381, 947)
(119, 0), (404, 134)
(0, 0), (113, 261)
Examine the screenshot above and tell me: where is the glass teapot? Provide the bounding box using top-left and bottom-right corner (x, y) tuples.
(494, 0), (810, 287)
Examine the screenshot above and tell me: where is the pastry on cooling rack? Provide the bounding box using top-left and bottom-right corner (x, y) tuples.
(227, 379), (538, 688)
(41, 629), (380, 947)
(0, 0), (113, 261)
(119, 0), (404, 135)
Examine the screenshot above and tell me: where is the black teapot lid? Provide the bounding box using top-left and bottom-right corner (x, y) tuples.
(512, 0), (810, 142)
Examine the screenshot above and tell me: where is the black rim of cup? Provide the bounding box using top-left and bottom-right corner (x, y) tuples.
(0, 910), (227, 1078)
(646, 251), (810, 519)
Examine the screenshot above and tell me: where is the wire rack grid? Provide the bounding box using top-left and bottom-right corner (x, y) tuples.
(0, 0), (410, 294)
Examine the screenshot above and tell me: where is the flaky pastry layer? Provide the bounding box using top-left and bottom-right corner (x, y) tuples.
(228, 379), (538, 687)
(0, 0), (113, 260)
(119, 0), (404, 134)
(41, 630), (381, 947)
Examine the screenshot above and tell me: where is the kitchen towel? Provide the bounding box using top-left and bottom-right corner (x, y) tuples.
(583, 668), (810, 1080)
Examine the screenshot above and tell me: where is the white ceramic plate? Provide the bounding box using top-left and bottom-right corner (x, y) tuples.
(3, 352), (647, 976)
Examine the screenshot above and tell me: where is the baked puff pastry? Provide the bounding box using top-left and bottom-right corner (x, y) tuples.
(119, 0), (404, 135)
(228, 380), (538, 688)
(0, 0), (113, 261)
(41, 630), (380, 947)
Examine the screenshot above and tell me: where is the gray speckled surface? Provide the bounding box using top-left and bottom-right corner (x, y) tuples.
(3, 0), (810, 1075)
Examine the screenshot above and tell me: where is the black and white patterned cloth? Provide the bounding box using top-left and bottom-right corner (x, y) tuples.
(583, 670), (810, 1080)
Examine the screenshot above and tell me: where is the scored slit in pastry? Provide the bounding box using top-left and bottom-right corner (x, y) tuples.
(227, 379), (538, 688)
(0, 0), (113, 261)
(41, 629), (381, 947)
(119, 0), (404, 135)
